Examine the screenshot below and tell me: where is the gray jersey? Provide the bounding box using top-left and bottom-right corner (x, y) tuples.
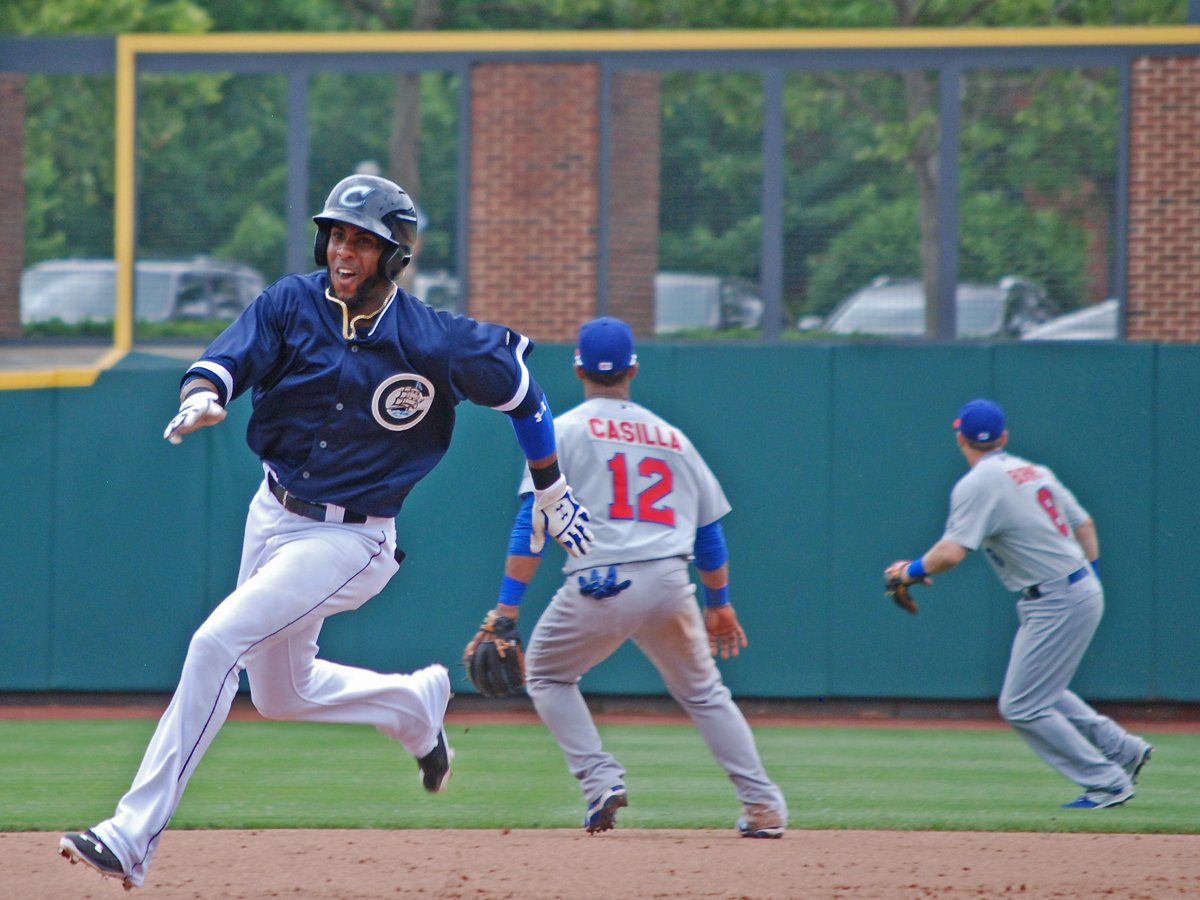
(519, 396), (730, 572)
(942, 450), (1090, 592)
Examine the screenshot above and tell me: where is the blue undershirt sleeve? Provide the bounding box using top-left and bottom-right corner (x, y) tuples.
(509, 394), (556, 462)
(507, 493), (543, 558)
(693, 520), (728, 572)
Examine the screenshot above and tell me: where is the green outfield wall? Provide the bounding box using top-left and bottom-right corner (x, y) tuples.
(2, 342), (1196, 702)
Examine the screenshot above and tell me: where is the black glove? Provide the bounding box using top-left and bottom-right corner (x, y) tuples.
(463, 611), (525, 697)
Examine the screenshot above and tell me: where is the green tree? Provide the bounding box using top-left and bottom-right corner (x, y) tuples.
(786, 64), (1117, 319)
(9, 0), (214, 265)
(10, 0), (1190, 334)
(658, 72), (763, 275)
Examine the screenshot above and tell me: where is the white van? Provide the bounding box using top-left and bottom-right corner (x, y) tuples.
(20, 258), (266, 325)
(654, 272), (765, 335)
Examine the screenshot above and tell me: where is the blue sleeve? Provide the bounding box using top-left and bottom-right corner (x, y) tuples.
(185, 274), (300, 404)
(509, 396), (556, 460)
(693, 520), (728, 572)
(507, 493), (544, 558)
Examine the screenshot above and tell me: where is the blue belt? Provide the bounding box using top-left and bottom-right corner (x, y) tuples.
(1024, 566), (1088, 599)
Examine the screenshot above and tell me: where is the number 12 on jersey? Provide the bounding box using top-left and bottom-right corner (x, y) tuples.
(607, 452), (676, 526)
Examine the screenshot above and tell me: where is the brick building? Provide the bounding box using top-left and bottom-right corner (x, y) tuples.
(1127, 56), (1200, 342)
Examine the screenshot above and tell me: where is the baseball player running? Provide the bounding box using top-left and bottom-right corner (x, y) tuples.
(470, 317), (788, 837)
(884, 398), (1152, 810)
(59, 173), (592, 890)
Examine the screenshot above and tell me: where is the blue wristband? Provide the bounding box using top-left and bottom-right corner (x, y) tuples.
(906, 557), (927, 580)
(703, 584), (730, 608)
(1090, 559), (1099, 577)
(498, 574), (528, 607)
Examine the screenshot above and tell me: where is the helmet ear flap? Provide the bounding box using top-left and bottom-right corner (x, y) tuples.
(314, 226), (331, 268)
(385, 246), (412, 279)
(382, 214), (415, 279)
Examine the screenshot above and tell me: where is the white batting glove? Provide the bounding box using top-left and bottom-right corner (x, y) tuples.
(530, 475), (593, 558)
(163, 390), (226, 445)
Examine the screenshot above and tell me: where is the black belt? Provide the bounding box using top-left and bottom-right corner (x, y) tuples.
(1024, 566), (1088, 599)
(268, 473), (368, 524)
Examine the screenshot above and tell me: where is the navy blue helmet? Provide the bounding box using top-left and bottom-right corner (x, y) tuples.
(313, 174), (419, 280)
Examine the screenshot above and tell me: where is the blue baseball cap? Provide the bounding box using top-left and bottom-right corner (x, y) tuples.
(575, 317), (638, 374)
(954, 398), (1006, 442)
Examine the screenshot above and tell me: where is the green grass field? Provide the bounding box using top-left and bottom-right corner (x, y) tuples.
(3, 719), (1194, 834)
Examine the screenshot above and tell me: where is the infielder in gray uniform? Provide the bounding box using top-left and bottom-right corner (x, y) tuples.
(476, 317), (787, 837)
(885, 398), (1152, 810)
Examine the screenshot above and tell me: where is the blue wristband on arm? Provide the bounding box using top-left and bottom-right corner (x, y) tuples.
(1090, 559), (1099, 577)
(498, 575), (528, 607)
(906, 557), (927, 580)
(703, 584), (730, 608)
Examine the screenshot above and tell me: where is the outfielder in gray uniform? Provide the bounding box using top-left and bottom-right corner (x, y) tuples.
(885, 398), (1152, 810)
(477, 317), (788, 837)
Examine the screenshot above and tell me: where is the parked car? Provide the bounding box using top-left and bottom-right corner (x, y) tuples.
(818, 275), (1056, 339)
(1019, 298), (1120, 341)
(20, 257), (266, 325)
(654, 271), (765, 335)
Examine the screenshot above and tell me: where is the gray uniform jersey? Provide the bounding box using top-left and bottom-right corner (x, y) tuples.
(942, 450), (1090, 592)
(520, 393), (786, 821)
(947, 451), (1148, 797)
(519, 396), (730, 572)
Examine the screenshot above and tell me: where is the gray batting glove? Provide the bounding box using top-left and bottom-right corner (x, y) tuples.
(530, 475), (594, 558)
(163, 390), (226, 445)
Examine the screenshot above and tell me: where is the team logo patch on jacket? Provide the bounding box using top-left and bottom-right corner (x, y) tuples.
(372, 374), (435, 431)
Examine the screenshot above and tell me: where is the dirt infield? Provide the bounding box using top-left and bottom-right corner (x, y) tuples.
(16, 827), (1200, 899)
(9, 698), (1200, 898)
